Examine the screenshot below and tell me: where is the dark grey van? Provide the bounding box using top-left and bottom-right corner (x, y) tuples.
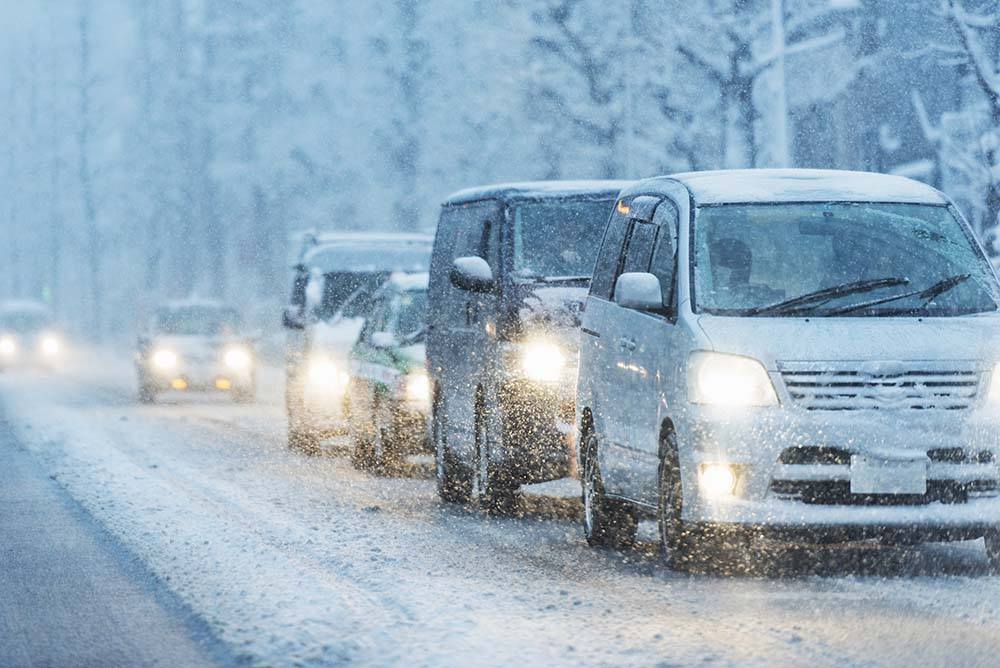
(427, 181), (628, 511)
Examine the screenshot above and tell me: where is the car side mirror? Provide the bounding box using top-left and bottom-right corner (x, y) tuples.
(370, 331), (397, 349)
(450, 256), (495, 293)
(615, 272), (663, 311)
(282, 306), (305, 330)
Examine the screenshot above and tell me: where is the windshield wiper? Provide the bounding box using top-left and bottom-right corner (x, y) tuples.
(512, 272), (590, 284)
(827, 273), (972, 316)
(743, 277), (910, 316)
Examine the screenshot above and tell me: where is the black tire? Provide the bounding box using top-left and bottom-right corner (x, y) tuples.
(986, 530), (1000, 573)
(657, 430), (690, 569)
(475, 400), (518, 515)
(581, 429), (637, 548)
(434, 391), (473, 503)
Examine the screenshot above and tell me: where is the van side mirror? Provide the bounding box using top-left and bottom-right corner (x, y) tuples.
(450, 256), (495, 293)
(282, 306), (305, 330)
(370, 331), (397, 349)
(615, 272), (663, 311)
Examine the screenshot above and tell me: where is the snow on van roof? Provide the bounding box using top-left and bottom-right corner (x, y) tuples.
(652, 169), (947, 205)
(443, 180), (630, 206)
(303, 240), (432, 274)
(388, 271), (429, 291)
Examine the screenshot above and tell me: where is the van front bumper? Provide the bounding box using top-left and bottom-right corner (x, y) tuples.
(498, 379), (576, 483)
(677, 406), (1000, 538)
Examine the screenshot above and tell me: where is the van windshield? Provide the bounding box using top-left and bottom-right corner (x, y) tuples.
(512, 198), (614, 280)
(692, 202), (999, 317)
(156, 306), (242, 336)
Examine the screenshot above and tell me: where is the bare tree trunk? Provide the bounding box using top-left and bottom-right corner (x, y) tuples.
(77, 1), (102, 339)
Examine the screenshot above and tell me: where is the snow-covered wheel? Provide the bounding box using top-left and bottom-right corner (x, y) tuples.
(986, 530), (1000, 573)
(657, 430), (690, 569)
(581, 429), (636, 548)
(232, 384), (256, 404)
(474, 400), (517, 515)
(434, 392), (472, 503)
(138, 384), (157, 404)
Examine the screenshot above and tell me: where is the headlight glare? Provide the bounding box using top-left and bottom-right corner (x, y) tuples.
(404, 372), (431, 403)
(307, 357), (348, 389)
(40, 334), (61, 356)
(224, 346), (252, 371)
(151, 349), (178, 371)
(0, 335), (17, 356)
(521, 341), (566, 383)
(699, 463), (738, 498)
(690, 351), (777, 407)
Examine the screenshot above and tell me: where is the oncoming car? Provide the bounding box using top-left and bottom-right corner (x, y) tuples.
(347, 272), (431, 472)
(136, 300), (256, 403)
(576, 169), (1000, 570)
(0, 300), (65, 370)
(283, 232), (432, 454)
(428, 181), (628, 511)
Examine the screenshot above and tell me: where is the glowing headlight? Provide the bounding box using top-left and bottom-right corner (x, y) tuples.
(223, 346), (252, 371)
(0, 336), (17, 356)
(40, 334), (61, 357)
(151, 349), (178, 371)
(521, 340), (566, 383)
(689, 351), (777, 407)
(307, 357), (349, 389)
(404, 372), (431, 403)
(699, 463), (738, 498)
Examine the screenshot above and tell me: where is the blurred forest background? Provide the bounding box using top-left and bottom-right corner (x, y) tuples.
(2, 0), (1000, 339)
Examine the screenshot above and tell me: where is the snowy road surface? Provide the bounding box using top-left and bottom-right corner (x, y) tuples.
(3, 353), (1000, 667)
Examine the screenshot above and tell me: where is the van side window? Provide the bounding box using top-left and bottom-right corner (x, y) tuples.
(590, 209), (630, 299)
(622, 222), (657, 274)
(454, 201), (501, 271)
(650, 199), (680, 311)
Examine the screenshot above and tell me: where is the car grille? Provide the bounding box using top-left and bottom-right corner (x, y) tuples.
(778, 362), (981, 411)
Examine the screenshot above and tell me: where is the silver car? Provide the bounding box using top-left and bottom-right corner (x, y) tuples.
(576, 169), (1000, 570)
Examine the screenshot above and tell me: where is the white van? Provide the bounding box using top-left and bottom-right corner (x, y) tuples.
(576, 169), (1000, 569)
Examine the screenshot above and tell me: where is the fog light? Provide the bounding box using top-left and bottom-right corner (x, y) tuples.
(216, 378), (232, 390)
(170, 378), (188, 390)
(699, 463), (737, 498)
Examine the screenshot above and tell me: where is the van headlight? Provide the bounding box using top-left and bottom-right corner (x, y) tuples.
(223, 346), (252, 371)
(307, 357), (349, 389)
(404, 372), (431, 404)
(40, 334), (61, 357)
(0, 335), (17, 357)
(151, 349), (178, 371)
(689, 351), (778, 407)
(521, 340), (566, 383)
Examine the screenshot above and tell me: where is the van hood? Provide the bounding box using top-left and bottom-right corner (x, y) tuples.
(516, 285), (587, 331)
(696, 314), (1000, 371)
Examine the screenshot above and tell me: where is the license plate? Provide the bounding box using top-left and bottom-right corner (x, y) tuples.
(850, 455), (927, 495)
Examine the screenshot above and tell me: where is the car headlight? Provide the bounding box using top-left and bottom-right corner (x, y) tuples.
(223, 346), (252, 371)
(307, 357), (349, 389)
(40, 334), (61, 357)
(699, 463), (738, 498)
(689, 351), (778, 407)
(403, 372), (431, 404)
(151, 349), (178, 371)
(0, 335), (17, 356)
(521, 340), (566, 383)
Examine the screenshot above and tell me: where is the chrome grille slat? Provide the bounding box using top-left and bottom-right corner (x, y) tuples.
(779, 364), (981, 411)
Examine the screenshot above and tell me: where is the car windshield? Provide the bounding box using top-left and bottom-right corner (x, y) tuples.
(693, 202), (999, 317)
(394, 290), (427, 338)
(321, 272), (389, 320)
(512, 198), (614, 280)
(0, 311), (52, 333)
(156, 306), (242, 336)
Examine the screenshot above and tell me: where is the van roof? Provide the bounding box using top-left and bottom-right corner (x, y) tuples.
(628, 169), (947, 205)
(443, 180), (630, 206)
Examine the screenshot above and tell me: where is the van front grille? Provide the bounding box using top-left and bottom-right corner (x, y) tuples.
(779, 363), (980, 411)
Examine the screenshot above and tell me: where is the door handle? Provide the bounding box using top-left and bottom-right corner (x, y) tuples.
(618, 337), (636, 352)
